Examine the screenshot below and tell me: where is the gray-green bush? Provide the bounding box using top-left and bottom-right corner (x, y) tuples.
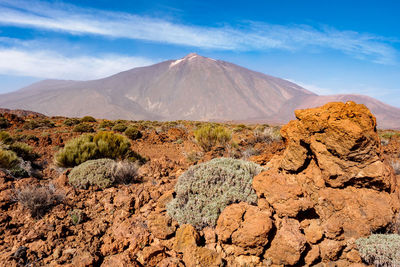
(68, 158), (139, 189)
(167, 157), (264, 230)
(356, 234), (400, 266)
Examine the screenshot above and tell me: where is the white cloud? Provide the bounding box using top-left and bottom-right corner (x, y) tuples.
(0, 0), (397, 64)
(0, 48), (154, 80)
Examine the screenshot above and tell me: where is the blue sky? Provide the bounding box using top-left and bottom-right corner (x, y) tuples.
(0, 0), (399, 107)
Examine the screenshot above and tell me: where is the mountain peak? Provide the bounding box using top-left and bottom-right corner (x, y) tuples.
(184, 52), (199, 59)
(169, 53), (215, 68)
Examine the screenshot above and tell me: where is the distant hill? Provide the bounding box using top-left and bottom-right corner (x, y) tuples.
(0, 53), (399, 128)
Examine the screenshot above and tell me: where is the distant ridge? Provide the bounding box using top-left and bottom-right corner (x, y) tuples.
(0, 53), (399, 128)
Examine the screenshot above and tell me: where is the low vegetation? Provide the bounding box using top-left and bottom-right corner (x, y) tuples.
(68, 158), (139, 189)
(124, 126), (142, 140)
(9, 142), (39, 161)
(99, 120), (115, 129)
(167, 157), (264, 230)
(73, 123), (95, 133)
(253, 126), (281, 143)
(55, 131), (144, 167)
(80, 116), (97, 123)
(16, 184), (64, 219)
(112, 123), (128, 132)
(0, 148), (19, 169)
(23, 119), (55, 130)
(0, 116), (9, 129)
(356, 234), (400, 266)
(63, 118), (80, 126)
(0, 131), (13, 144)
(194, 124), (232, 151)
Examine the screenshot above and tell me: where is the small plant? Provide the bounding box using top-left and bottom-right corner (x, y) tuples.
(23, 119), (55, 130)
(112, 123), (128, 133)
(167, 157), (264, 230)
(63, 118), (80, 126)
(0, 148), (19, 169)
(70, 209), (84, 225)
(0, 131), (13, 145)
(124, 126), (142, 140)
(111, 160), (140, 184)
(55, 131), (144, 167)
(68, 158), (139, 189)
(184, 151), (203, 163)
(9, 142), (39, 161)
(390, 160), (400, 175)
(233, 124), (250, 132)
(99, 120), (115, 129)
(14, 134), (39, 142)
(0, 116), (10, 129)
(241, 147), (261, 160)
(73, 123), (95, 133)
(253, 127), (281, 143)
(194, 125), (232, 152)
(356, 234), (400, 266)
(16, 184), (64, 219)
(80, 116), (97, 123)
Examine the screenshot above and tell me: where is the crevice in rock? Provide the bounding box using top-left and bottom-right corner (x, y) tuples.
(295, 208), (320, 221)
(342, 177), (390, 192)
(293, 242), (311, 267)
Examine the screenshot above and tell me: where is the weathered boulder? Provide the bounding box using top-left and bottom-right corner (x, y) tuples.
(264, 218), (306, 265)
(216, 202), (273, 256)
(279, 101), (394, 190)
(252, 102), (400, 265)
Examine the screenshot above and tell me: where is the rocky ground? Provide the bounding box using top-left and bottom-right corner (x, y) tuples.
(0, 102), (399, 266)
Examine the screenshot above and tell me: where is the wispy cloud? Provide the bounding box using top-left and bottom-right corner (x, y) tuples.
(0, 0), (397, 64)
(0, 48), (154, 80)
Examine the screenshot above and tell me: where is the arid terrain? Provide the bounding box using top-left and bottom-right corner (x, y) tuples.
(0, 101), (400, 266)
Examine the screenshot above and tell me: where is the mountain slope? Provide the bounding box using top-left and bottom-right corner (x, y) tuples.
(0, 53), (399, 128)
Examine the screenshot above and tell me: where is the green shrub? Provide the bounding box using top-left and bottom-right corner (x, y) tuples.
(194, 125), (232, 152)
(13, 134), (39, 143)
(55, 131), (144, 167)
(112, 123), (128, 132)
(0, 148), (19, 169)
(0, 131), (13, 145)
(124, 126), (142, 140)
(356, 234), (400, 266)
(80, 116), (96, 123)
(55, 134), (97, 167)
(63, 118), (80, 126)
(99, 120), (115, 129)
(23, 119), (55, 130)
(167, 157), (264, 230)
(73, 123), (94, 133)
(68, 158), (139, 189)
(9, 142), (39, 161)
(233, 124), (250, 132)
(0, 117), (9, 129)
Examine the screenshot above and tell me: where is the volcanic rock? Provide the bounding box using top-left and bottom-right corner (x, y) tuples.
(251, 101), (399, 265)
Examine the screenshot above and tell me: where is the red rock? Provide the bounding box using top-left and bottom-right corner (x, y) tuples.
(319, 239), (344, 261)
(264, 218), (306, 266)
(182, 246), (223, 267)
(279, 101), (394, 190)
(148, 212), (177, 240)
(173, 224), (200, 253)
(216, 202), (273, 256)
